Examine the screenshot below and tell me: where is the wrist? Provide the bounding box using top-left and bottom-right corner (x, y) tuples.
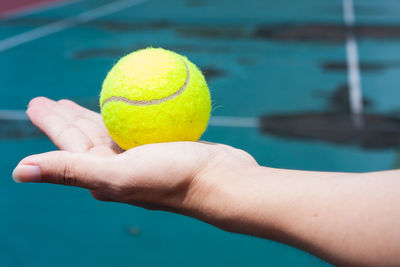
(214, 166), (283, 236)
(181, 164), (278, 234)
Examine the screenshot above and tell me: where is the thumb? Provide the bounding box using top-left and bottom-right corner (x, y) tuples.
(12, 151), (112, 190)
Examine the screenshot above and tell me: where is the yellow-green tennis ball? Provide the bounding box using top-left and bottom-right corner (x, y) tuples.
(100, 47), (211, 150)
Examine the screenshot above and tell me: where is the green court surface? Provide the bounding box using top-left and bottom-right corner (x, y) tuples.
(1, 0), (400, 266)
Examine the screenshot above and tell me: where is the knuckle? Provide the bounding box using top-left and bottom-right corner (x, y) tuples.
(58, 99), (74, 106)
(61, 163), (79, 186)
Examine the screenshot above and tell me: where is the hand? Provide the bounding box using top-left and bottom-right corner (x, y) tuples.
(13, 97), (258, 215)
(14, 99), (400, 266)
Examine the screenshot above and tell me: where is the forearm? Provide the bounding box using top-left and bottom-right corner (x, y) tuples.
(187, 166), (400, 266)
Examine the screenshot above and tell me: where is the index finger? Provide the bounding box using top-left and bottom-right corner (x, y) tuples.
(26, 97), (93, 152)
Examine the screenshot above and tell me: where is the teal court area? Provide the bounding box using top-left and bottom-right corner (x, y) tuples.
(1, 0), (400, 266)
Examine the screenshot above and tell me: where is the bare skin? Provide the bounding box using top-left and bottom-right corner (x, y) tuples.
(13, 97), (400, 266)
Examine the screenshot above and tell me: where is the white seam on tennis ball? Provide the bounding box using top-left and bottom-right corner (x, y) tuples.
(101, 59), (190, 108)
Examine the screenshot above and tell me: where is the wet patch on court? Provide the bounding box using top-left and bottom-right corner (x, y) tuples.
(321, 61), (400, 72)
(5, 18), (400, 42)
(258, 82), (400, 149)
(328, 84), (372, 112)
(253, 24), (400, 42)
(260, 112), (400, 149)
(314, 84), (372, 112)
(72, 44), (231, 59)
(73, 48), (126, 59)
(176, 24), (400, 41)
(201, 66), (226, 81)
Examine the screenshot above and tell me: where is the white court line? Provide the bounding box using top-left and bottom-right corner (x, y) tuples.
(0, 110), (259, 128)
(1, 0), (84, 21)
(0, 110), (28, 121)
(209, 116), (258, 128)
(0, 0), (147, 52)
(343, 0), (363, 126)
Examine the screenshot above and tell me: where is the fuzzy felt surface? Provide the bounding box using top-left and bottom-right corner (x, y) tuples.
(100, 47), (211, 150)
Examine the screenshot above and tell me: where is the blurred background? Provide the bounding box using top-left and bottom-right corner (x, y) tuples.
(1, 0), (400, 266)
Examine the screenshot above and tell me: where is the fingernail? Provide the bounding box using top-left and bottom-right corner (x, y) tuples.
(12, 164), (41, 183)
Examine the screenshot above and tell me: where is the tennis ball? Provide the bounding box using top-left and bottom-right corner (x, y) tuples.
(100, 47), (211, 150)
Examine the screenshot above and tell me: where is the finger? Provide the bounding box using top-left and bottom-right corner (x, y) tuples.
(55, 99), (113, 146)
(12, 151), (115, 190)
(27, 97), (93, 152)
(58, 99), (102, 123)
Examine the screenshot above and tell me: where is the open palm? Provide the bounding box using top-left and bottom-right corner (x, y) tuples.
(15, 97), (257, 212)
